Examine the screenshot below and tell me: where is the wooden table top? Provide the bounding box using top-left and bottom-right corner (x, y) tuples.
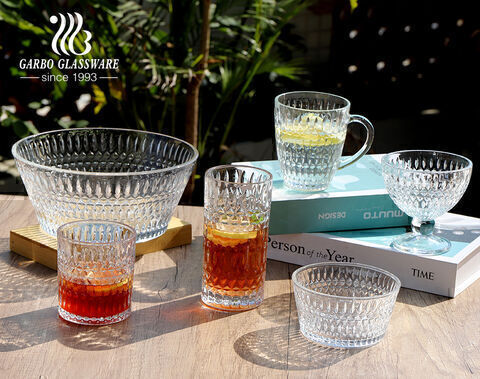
(1, 195), (479, 378)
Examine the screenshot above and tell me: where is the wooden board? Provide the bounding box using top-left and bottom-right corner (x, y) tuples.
(9, 217), (192, 270)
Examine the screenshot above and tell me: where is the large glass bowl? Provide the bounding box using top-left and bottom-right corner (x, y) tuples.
(12, 128), (198, 242)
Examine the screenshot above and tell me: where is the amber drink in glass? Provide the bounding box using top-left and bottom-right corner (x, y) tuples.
(202, 165), (273, 311)
(57, 221), (136, 325)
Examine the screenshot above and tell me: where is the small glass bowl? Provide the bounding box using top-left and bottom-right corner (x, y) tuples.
(292, 262), (401, 349)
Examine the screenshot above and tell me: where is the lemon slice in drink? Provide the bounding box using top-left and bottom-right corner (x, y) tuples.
(207, 226), (257, 247)
(280, 131), (341, 146)
(279, 112), (343, 146)
(210, 229), (257, 239)
(84, 270), (131, 293)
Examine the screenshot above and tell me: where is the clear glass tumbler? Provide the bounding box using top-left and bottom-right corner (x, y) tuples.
(57, 220), (136, 325)
(274, 91), (374, 191)
(202, 165), (273, 311)
(292, 263), (401, 348)
(382, 150), (473, 255)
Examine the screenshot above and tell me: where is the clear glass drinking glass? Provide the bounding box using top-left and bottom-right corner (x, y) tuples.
(202, 165), (273, 311)
(57, 220), (136, 325)
(274, 91), (374, 191)
(292, 263), (401, 348)
(382, 150), (472, 255)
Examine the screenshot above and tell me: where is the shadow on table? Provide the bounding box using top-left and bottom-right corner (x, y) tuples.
(257, 293), (295, 325)
(0, 294), (232, 352)
(132, 236), (203, 303)
(0, 234), (213, 352)
(234, 323), (361, 370)
(264, 259), (296, 282)
(0, 306), (58, 351)
(395, 288), (450, 307)
(132, 265), (199, 303)
(236, 293), (360, 370)
(0, 232), (203, 305)
(57, 294), (227, 351)
(0, 238), (57, 303)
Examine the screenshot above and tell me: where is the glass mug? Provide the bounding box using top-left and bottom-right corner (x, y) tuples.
(274, 91), (374, 191)
(202, 165), (273, 311)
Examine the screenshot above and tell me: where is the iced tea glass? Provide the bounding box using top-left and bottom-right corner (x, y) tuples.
(57, 221), (136, 325)
(202, 165), (273, 311)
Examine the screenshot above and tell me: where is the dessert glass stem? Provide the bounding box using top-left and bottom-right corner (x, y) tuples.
(392, 218), (450, 256)
(411, 218), (435, 236)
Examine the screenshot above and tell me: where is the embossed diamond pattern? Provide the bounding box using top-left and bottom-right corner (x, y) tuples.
(275, 94), (349, 191)
(204, 168), (272, 227)
(293, 263), (400, 348)
(382, 151), (472, 221)
(57, 221), (136, 325)
(202, 166), (273, 310)
(12, 129), (197, 241)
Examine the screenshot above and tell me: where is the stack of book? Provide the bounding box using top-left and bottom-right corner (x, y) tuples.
(239, 155), (480, 298)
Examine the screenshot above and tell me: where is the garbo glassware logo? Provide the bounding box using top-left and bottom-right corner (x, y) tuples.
(18, 12), (119, 82)
(50, 12), (92, 56)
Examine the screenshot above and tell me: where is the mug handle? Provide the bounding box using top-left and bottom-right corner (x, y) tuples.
(338, 114), (375, 170)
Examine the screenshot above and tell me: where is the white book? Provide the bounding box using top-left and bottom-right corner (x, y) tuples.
(267, 213), (480, 297)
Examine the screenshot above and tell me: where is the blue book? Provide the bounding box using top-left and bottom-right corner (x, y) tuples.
(239, 154), (410, 234)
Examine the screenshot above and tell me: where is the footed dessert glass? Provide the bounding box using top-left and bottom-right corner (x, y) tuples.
(382, 150), (472, 255)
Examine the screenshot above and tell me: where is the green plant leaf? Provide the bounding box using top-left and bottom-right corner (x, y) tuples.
(92, 84), (107, 114)
(250, 213), (264, 224)
(24, 120), (39, 134)
(51, 66), (67, 100)
(11, 119), (38, 138)
(350, 0), (358, 12)
(0, 0), (21, 8)
(9, 67), (26, 77)
(28, 101), (42, 110)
